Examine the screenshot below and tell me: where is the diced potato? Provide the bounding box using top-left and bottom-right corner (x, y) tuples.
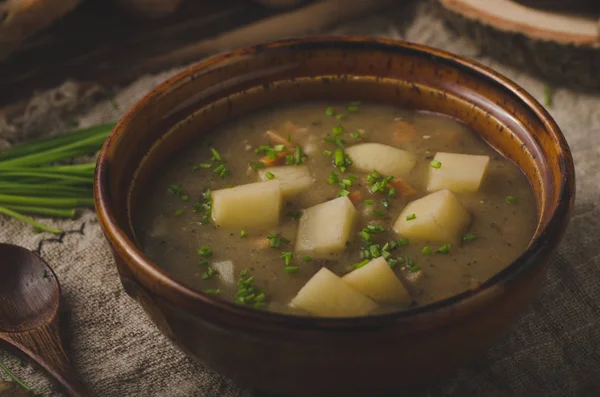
(393, 189), (471, 244)
(346, 143), (416, 177)
(257, 165), (314, 199)
(290, 267), (377, 317)
(211, 180), (282, 231)
(295, 196), (357, 259)
(342, 257), (411, 305)
(427, 152), (490, 193)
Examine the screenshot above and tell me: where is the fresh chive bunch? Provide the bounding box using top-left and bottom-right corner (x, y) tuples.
(0, 122), (116, 233)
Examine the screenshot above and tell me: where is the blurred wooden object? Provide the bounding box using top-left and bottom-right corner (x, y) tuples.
(0, 0), (80, 60)
(0, 0), (390, 106)
(118, 0), (185, 17)
(440, 0), (600, 89)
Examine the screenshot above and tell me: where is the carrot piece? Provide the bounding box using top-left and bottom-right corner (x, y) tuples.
(265, 130), (289, 146)
(258, 150), (292, 166)
(393, 121), (418, 145)
(248, 237), (270, 250)
(388, 178), (417, 197)
(348, 190), (363, 205)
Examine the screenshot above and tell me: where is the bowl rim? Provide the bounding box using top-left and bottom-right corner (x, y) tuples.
(95, 35), (575, 329)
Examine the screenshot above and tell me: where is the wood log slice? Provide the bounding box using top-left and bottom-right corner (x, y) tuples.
(439, 0), (600, 90)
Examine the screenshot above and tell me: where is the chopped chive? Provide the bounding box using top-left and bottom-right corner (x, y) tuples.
(398, 238), (409, 246)
(406, 213), (416, 221)
(323, 149), (332, 156)
(328, 171), (339, 184)
(265, 171), (275, 180)
(249, 162), (266, 169)
(388, 188), (397, 198)
(351, 131), (361, 140)
(436, 243), (451, 254)
(210, 148), (221, 162)
(198, 246), (212, 257)
(181, 195), (189, 201)
(284, 266), (299, 274)
(240, 269), (249, 277)
(325, 106), (334, 116)
(462, 232), (477, 242)
(364, 199), (374, 205)
(347, 103), (359, 113)
(336, 114), (345, 121)
(241, 229), (248, 238)
(285, 154), (294, 165)
(338, 189), (351, 197)
(202, 266), (218, 280)
(294, 146), (303, 165)
(360, 230), (371, 241)
(174, 208), (185, 216)
(332, 125), (344, 136)
(352, 259), (370, 270)
(267, 233), (289, 248)
(273, 144), (285, 152)
(334, 148), (345, 168)
(421, 246), (432, 255)
(281, 251), (294, 266)
(342, 178), (353, 187)
(303, 256), (312, 263)
(430, 160), (442, 169)
(203, 289), (220, 295)
(42, 269), (48, 278)
(373, 210), (386, 217)
(505, 195), (517, 204)
(410, 264), (421, 272)
(168, 184), (183, 196)
(213, 164), (225, 173)
(193, 163), (213, 171)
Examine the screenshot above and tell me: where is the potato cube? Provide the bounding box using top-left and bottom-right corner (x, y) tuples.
(342, 257), (411, 305)
(290, 267), (377, 317)
(345, 143), (416, 177)
(295, 196), (357, 259)
(257, 165), (314, 199)
(427, 152), (490, 193)
(211, 180), (282, 231)
(393, 189), (471, 243)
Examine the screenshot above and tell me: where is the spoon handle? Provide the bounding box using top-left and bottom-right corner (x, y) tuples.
(1, 321), (94, 397)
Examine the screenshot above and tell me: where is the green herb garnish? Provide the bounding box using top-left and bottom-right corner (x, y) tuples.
(436, 243), (451, 254)
(332, 125), (344, 136)
(303, 256), (312, 263)
(430, 160), (442, 169)
(174, 208), (185, 216)
(323, 149), (332, 156)
(267, 233), (289, 248)
(338, 189), (351, 197)
(462, 232), (477, 242)
(241, 229), (248, 238)
(328, 171), (339, 184)
(325, 106), (334, 116)
(193, 163), (212, 171)
(336, 114), (345, 121)
(281, 251), (294, 266)
(421, 246), (432, 255)
(505, 195), (517, 204)
(406, 213), (416, 221)
(364, 199), (374, 205)
(249, 162), (266, 169)
(284, 266), (299, 274)
(201, 266), (217, 280)
(351, 131), (362, 140)
(198, 246), (212, 257)
(352, 259), (370, 270)
(265, 171), (275, 180)
(210, 148), (222, 162)
(168, 184), (183, 196)
(203, 289), (220, 295)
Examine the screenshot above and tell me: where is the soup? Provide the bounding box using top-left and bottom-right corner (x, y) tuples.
(134, 102), (537, 317)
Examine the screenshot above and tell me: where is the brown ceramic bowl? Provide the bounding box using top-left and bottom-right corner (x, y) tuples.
(94, 36), (574, 396)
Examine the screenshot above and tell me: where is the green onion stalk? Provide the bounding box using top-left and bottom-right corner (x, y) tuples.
(0, 122), (115, 233)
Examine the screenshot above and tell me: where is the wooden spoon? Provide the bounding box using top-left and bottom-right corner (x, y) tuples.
(0, 243), (94, 397)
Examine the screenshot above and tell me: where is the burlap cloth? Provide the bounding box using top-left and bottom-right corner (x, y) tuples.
(1, 1), (599, 396)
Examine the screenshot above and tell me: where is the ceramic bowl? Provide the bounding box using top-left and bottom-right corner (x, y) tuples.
(94, 36), (575, 396)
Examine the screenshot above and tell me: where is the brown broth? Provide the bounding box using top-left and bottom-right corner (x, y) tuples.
(134, 102), (537, 315)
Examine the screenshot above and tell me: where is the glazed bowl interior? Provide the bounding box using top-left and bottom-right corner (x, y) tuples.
(96, 36), (573, 327)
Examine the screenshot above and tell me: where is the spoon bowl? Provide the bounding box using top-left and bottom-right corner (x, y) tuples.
(0, 244), (59, 333)
(0, 243), (94, 397)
